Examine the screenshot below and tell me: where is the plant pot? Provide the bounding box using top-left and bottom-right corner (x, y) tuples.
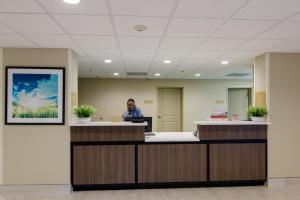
(78, 117), (91, 124)
(251, 116), (266, 122)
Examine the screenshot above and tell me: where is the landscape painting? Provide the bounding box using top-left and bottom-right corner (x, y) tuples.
(5, 67), (65, 124)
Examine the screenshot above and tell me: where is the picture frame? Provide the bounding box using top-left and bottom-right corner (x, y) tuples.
(5, 66), (65, 125)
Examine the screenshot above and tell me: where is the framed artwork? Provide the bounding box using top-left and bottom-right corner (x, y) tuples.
(5, 66), (65, 125)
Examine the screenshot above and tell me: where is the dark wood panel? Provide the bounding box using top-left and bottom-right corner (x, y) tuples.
(210, 143), (266, 181)
(73, 145), (135, 185)
(138, 144), (207, 183)
(71, 126), (144, 141)
(198, 125), (267, 140)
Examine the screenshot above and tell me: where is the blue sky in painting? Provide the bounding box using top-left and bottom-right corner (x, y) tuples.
(13, 74), (58, 105)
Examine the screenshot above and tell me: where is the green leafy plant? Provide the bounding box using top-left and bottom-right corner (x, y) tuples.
(247, 106), (268, 117)
(73, 105), (96, 118)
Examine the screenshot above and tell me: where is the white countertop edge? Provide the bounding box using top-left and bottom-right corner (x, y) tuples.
(145, 132), (200, 142)
(194, 121), (271, 125)
(69, 121), (147, 126)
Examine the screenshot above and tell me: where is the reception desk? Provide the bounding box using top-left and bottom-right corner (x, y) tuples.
(70, 121), (270, 191)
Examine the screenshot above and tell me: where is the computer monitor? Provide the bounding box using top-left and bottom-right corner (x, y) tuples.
(124, 117), (152, 132)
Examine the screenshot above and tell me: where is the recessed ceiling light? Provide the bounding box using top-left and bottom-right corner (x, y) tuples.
(134, 25), (147, 32)
(221, 60), (229, 65)
(164, 60), (171, 64)
(195, 73), (201, 77)
(155, 73), (160, 77)
(104, 59), (112, 63)
(113, 72), (119, 76)
(63, 0), (80, 4)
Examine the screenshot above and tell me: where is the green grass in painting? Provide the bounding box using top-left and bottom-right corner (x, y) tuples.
(12, 103), (58, 118)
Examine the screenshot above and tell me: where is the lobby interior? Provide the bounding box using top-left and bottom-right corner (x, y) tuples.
(0, 0), (300, 199)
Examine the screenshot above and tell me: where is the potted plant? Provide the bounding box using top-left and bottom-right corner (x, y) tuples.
(247, 105), (268, 122)
(73, 105), (96, 123)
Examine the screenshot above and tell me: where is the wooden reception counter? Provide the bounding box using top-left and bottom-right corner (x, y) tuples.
(70, 121), (270, 191)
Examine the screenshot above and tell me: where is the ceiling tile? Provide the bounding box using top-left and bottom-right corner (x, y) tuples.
(174, 0), (247, 18)
(25, 34), (76, 47)
(198, 38), (247, 50)
(220, 50), (263, 60)
(154, 50), (190, 63)
(190, 50), (226, 59)
(38, 0), (109, 15)
(233, 0), (300, 20)
(113, 16), (168, 36)
(258, 21), (300, 40)
(119, 36), (160, 49)
(177, 51), (226, 72)
(0, 0), (45, 13)
(85, 49), (121, 59)
(212, 19), (277, 38)
(78, 57), (107, 77)
(289, 13), (300, 21)
(272, 39), (300, 52)
(149, 50), (190, 74)
(73, 35), (118, 49)
(160, 37), (204, 50)
(0, 23), (14, 33)
(0, 14), (64, 34)
(25, 34), (86, 56)
(0, 34), (37, 47)
(122, 50), (156, 72)
(110, 0), (175, 16)
(93, 57), (126, 76)
(166, 18), (224, 37)
(235, 39), (289, 51)
(53, 15), (113, 35)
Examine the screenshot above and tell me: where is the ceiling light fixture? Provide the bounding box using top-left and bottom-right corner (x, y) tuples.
(155, 73), (161, 77)
(63, 0), (80, 4)
(134, 25), (147, 32)
(195, 73), (201, 77)
(221, 60), (229, 65)
(104, 59), (112, 63)
(113, 72), (119, 76)
(164, 60), (171, 64)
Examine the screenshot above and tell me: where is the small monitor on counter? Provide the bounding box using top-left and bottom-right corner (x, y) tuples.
(124, 117), (152, 132)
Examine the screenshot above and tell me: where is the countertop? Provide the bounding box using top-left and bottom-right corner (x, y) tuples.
(69, 121), (148, 126)
(145, 132), (200, 142)
(194, 120), (271, 125)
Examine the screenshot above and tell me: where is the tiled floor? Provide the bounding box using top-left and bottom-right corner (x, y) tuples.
(0, 185), (300, 200)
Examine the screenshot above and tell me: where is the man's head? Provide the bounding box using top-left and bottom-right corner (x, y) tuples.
(127, 98), (136, 110)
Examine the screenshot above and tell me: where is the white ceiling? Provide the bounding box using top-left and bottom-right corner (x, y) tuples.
(1, 0), (300, 80)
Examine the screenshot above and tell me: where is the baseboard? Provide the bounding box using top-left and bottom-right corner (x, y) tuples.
(0, 184), (71, 193)
(268, 177), (300, 187)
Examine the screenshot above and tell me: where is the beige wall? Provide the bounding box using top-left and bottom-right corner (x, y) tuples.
(79, 78), (252, 131)
(254, 54), (267, 93)
(267, 53), (300, 178)
(254, 53), (300, 179)
(1, 48), (78, 184)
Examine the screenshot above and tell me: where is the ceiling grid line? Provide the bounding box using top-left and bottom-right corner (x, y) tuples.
(183, 0), (300, 79)
(104, 0), (129, 78)
(164, 0), (253, 79)
(33, 0), (109, 77)
(145, 0), (181, 77)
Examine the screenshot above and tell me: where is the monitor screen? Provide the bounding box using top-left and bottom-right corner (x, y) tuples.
(124, 117), (152, 132)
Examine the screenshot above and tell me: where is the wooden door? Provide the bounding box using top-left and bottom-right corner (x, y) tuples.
(158, 88), (182, 131)
(228, 88), (249, 120)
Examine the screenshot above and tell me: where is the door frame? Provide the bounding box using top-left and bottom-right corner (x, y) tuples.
(226, 86), (253, 117)
(157, 87), (183, 132)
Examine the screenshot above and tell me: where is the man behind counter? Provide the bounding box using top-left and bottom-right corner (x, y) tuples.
(122, 98), (144, 119)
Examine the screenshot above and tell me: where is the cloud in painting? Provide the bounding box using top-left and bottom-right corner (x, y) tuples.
(13, 74), (58, 111)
